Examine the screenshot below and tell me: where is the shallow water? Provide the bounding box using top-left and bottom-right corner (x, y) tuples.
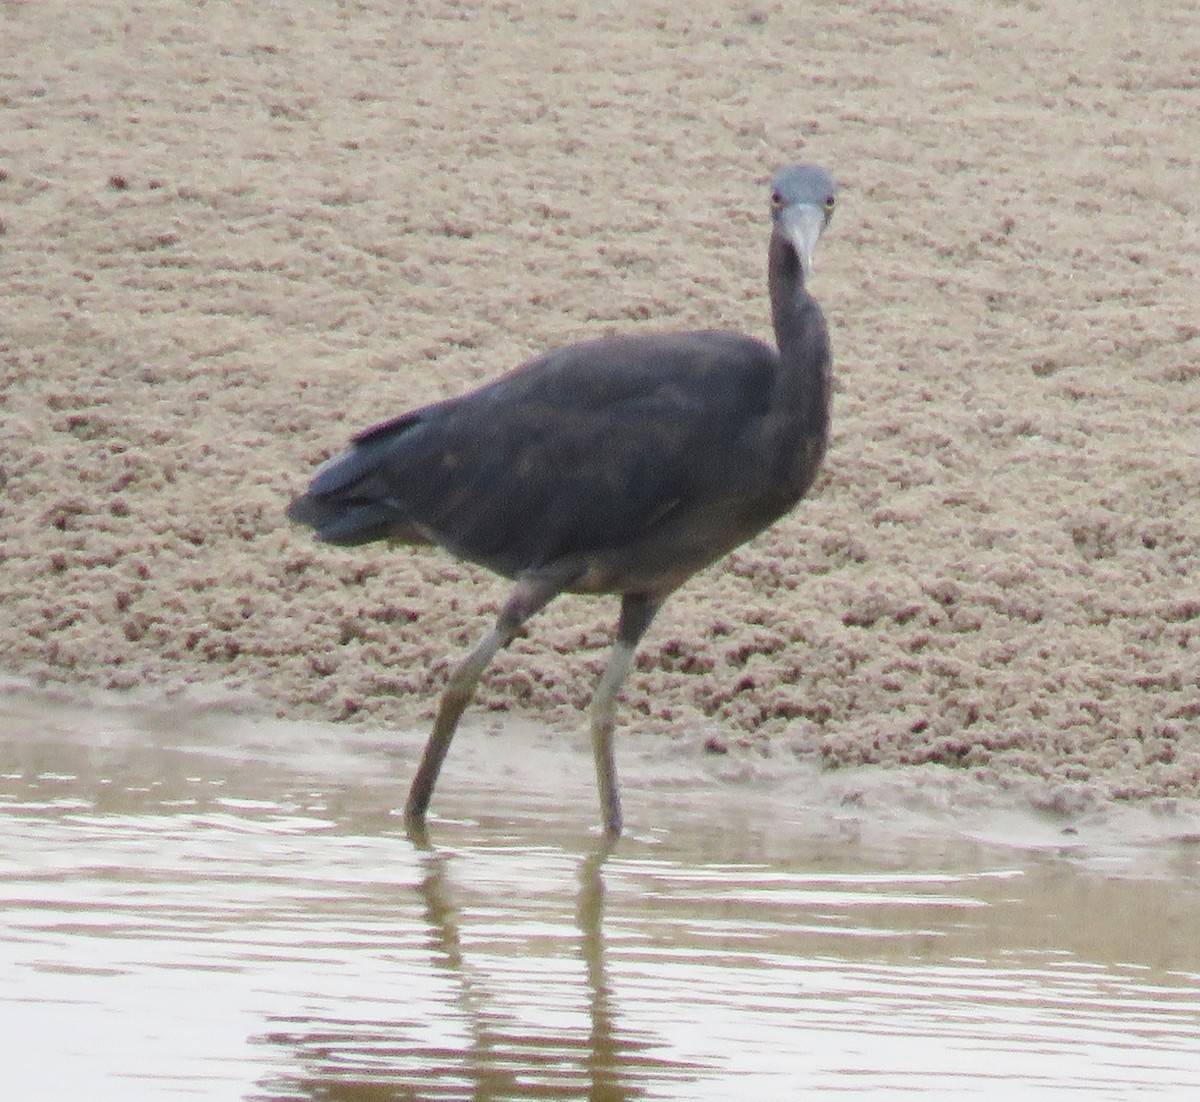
(3, 692), (1200, 1100)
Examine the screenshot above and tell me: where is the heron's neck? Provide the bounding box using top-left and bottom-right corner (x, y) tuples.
(768, 233), (807, 346)
(770, 232), (825, 355)
(768, 230), (831, 430)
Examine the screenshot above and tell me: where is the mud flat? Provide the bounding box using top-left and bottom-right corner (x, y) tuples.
(2, 2), (1198, 806)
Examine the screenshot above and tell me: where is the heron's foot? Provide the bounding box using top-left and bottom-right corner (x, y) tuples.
(404, 795), (433, 849)
(595, 763), (624, 839)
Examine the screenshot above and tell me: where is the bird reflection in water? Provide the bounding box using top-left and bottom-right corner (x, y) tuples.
(256, 841), (679, 1101)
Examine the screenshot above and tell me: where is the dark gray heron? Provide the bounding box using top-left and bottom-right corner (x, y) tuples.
(288, 162), (838, 838)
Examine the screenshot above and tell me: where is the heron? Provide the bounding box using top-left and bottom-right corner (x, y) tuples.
(287, 162), (838, 838)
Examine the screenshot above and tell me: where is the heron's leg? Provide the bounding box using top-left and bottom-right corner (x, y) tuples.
(591, 593), (663, 838)
(405, 575), (562, 835)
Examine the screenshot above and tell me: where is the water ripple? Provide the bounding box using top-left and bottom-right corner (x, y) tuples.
(3, 704), (1200, 1098)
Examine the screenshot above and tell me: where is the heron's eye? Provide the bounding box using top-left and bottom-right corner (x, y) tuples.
(770, 190), (783, 209)
(823, 195), (836, 211)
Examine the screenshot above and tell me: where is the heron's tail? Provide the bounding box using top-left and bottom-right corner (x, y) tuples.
(285, 492), (400, 546)
(288, 411), (430, 547)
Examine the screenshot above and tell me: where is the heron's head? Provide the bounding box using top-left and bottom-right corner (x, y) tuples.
(770, 163), (837, 278)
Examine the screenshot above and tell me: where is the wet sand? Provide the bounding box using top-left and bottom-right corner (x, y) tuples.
(2, 1), (1199, 810)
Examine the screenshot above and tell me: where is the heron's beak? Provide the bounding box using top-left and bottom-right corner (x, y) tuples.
(779, 203), (828, 279)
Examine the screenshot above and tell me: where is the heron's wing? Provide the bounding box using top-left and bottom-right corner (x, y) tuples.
(294, 331), (781, 573)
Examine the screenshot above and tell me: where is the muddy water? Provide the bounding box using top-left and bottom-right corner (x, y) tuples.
(3, 691), (1200, 1100)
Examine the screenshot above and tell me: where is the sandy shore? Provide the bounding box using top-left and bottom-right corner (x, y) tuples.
(2, 1), (1198, 806)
